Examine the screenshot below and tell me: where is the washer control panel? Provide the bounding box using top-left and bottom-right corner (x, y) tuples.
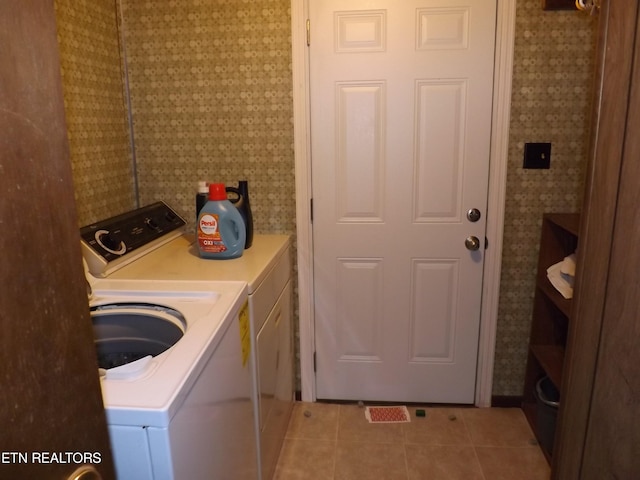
(80, 202), (186, 277)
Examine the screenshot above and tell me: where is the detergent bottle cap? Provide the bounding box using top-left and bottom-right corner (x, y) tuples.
(208, 183), (227, 201)
(197, 180), (208, 194)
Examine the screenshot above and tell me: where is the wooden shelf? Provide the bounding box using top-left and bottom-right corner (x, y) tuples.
(545, 213), (580, 237)
(523, 213), (579, 464)
(530, 345), (565, 389)
(537, 277), (572, 318)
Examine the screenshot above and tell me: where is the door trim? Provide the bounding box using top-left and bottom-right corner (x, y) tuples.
(292, 0), (516, 406)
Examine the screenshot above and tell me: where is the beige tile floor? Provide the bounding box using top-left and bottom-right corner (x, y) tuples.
(275, 402), (550, 480)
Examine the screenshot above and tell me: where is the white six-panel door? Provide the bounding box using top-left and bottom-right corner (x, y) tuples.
(311, 0), (497, 403)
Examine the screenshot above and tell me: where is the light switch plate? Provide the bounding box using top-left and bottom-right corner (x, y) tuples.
(523, 142), (551, 169)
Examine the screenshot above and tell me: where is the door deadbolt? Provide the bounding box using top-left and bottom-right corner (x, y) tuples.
(466, 208), (481, 222)
(465, 236), (481, 251)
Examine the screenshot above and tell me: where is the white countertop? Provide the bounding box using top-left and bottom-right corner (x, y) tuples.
(108, 234), (291, 294)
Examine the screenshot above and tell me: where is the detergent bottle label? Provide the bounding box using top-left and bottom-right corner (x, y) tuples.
(198, 213), (227, 253)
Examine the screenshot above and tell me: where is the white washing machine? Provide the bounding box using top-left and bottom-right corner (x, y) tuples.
(81, 202), (294, 480)
(81, 203), (258, 480)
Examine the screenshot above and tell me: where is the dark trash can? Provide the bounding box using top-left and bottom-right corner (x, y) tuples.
(535, 376), (560, 454)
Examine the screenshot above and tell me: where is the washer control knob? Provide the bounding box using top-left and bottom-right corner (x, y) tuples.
(96, 230), (126, 255)
(100, 233), (119, 250)
(145, 217), (160, 231)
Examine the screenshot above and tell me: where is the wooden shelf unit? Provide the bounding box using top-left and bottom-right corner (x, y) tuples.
(522, 213), (580, 462)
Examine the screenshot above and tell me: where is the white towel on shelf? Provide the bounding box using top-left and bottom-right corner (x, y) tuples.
(547, 258), (575, 300)
(560, 253), (577, 277)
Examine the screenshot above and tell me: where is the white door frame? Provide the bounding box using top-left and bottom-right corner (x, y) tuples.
(292, 0), (516, 406)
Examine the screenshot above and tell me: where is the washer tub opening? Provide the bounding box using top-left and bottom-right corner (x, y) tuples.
(91, 303), (186, 369)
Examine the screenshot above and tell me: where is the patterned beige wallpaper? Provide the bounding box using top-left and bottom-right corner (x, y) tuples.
(55, 1), (597, 397)
(119, 0), (295, 235)
(55, 0), (136, 226)
(493, 1), (597, 395)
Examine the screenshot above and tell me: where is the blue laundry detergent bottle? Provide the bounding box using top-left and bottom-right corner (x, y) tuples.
(197, 183), (246, 259)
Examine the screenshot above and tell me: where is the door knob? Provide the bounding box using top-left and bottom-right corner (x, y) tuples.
(67, 466), (102, 480)
(466, 208), (481, 222)
(465, 236), (481, 251)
